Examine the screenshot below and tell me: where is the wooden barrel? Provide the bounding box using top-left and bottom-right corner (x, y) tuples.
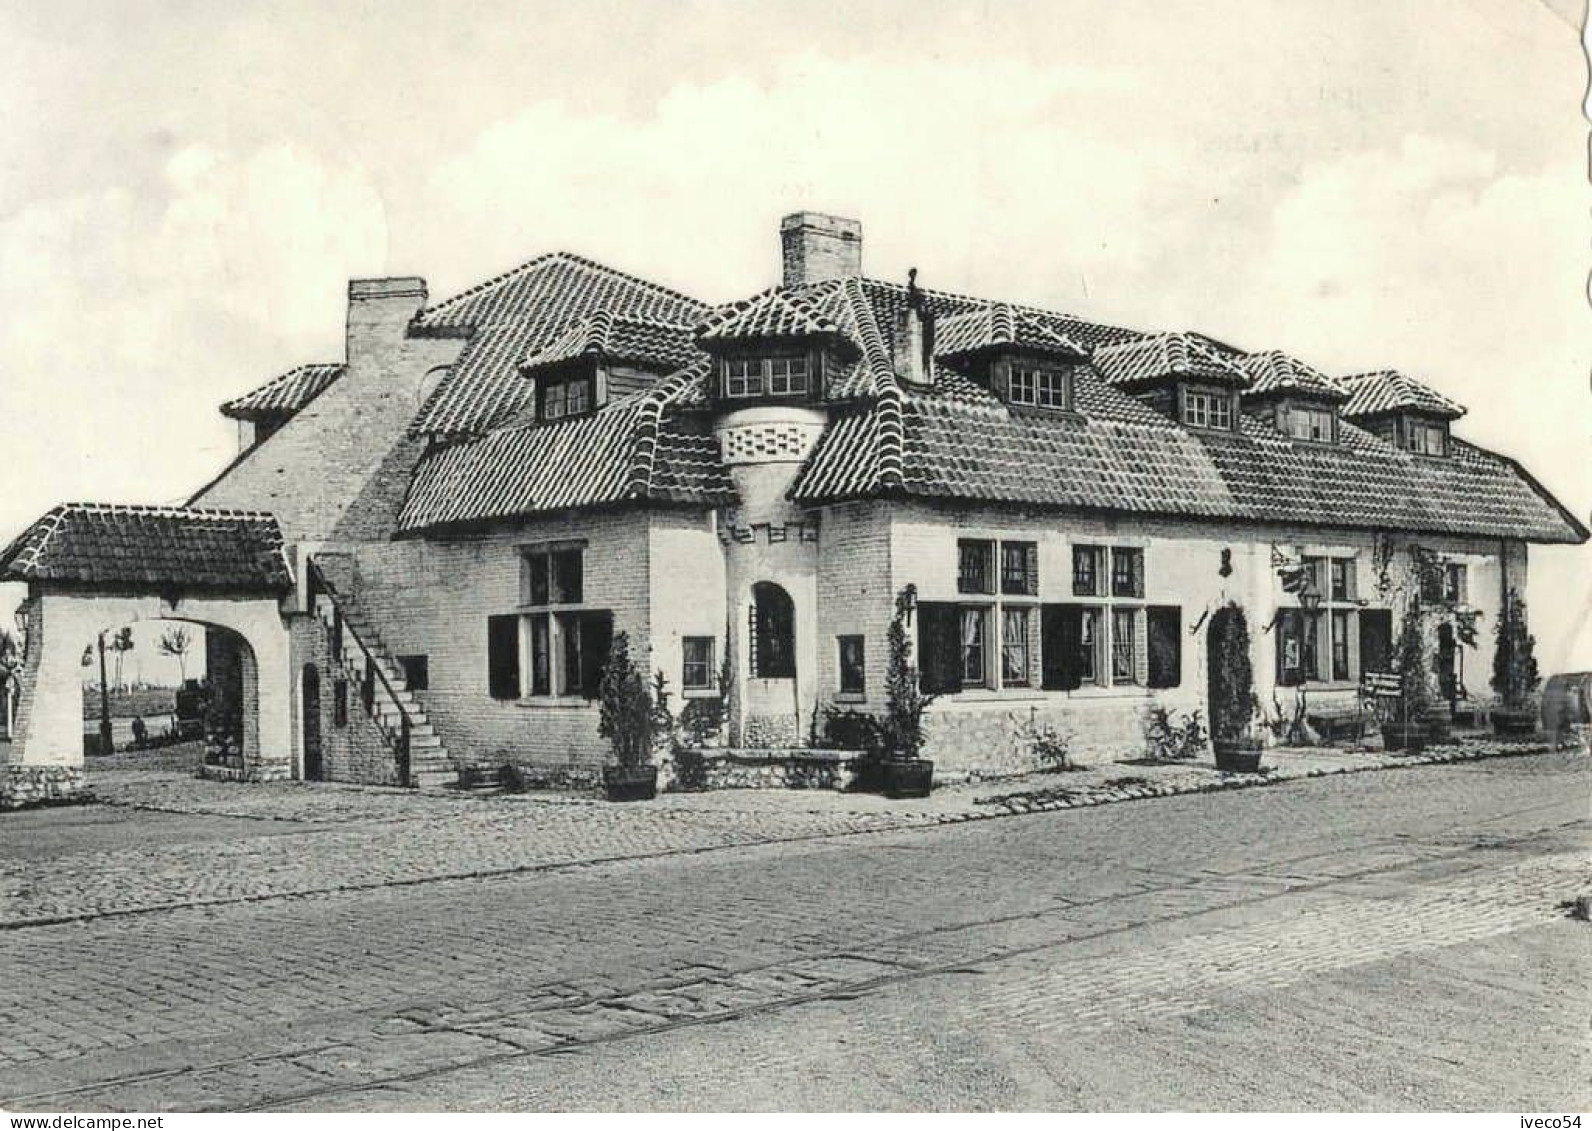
(1541, 673), (1592, 745)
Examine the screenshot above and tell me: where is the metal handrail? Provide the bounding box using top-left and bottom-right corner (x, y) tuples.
(307, 558), (412, 784)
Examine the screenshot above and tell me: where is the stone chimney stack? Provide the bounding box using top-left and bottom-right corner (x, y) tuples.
(780, 212), (862, 288)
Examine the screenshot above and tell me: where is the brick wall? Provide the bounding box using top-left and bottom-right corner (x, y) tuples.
(344, 509), (662, 770)
(193, 279), (462, 546)
(290, 616), (402, 785)
(798, 499), (1525, 774)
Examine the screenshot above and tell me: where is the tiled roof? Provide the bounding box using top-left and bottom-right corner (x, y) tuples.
(934, 303), (1089, 360)
(790, 367), (1586, 544)
(1238, 350), (1349, 401)
(696, 289), (849, 346)
(1092, 332), (1251, 390)
(0, 504), (294, 590)
(1340, 369), (1467, 420)
(410, 254), (709, 436)
(397, 380), (733, 533)
(220, 363), (344, 421)
(522, 310), (700, 372)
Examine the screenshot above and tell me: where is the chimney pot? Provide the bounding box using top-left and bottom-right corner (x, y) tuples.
(780, 212), (862, 288)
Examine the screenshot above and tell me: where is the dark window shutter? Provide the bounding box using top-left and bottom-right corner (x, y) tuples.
(917, 602), (962, 694)
(1359, 609), (1393, 674)
(1146, 606), (1181, 689)
(488, 615), (520, 700)
(579, 611), (613, 700)
(1041, 604), (1083, 691)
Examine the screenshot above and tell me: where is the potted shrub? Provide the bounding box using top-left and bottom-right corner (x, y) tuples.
(1383, 602), (1433, 752)
(875, 586), (937, 798)
(1491, 589), (1540, 736)
(1209, 604), (1262, 772)
(596, 632), (660, 801)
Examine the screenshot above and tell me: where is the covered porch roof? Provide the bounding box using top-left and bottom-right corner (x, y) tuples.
(0, 503), (294, 592)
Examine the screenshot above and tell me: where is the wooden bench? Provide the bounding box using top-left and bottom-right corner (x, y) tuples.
(1306, 702), (1368, 744)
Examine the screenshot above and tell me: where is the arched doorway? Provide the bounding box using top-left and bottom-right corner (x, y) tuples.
(750, 582), (796, 679)
(302, 664), (323, 780)
(1206, 604), (1253, 743)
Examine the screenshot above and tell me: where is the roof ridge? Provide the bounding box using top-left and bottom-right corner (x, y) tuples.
(419, 251), (707, 325)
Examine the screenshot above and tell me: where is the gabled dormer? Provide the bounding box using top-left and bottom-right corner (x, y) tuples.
(1091, 332), (1248, 430)
(935, 302), (1088, 412)
(694, 289), (858, 406)
(1340, 369), (1466, 456)
(520, 311), (697, 424)
(1236, 350), (1349, 444)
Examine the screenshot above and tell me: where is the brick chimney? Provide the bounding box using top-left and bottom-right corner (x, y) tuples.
(780, 212), (862, 288)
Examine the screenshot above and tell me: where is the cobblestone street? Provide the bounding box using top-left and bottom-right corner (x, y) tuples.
(0, 748), (1586, 1110)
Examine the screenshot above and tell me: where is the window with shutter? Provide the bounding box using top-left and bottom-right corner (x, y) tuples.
(916, 602), (963, 694)
(487, 614), (520, 700)
(1146, 606), (1182, 688)
(1041, 604), (1083, 690)
(576, 611), (613, 699)
(1359, 609), (1393, 674)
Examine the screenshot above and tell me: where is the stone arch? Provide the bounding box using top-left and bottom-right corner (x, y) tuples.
(749, 581), (796, 679)
(6, 590), (292, 801)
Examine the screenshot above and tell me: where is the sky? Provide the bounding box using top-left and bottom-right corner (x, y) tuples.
(0, 0), (1587, 681)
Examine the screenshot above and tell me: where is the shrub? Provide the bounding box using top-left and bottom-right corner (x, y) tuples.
(880, 585), (938, 761)
(818, 705), (887, 755)
(672, 746), (709, 791)
(1011, 707), (1072, 771)
(1491, 589), (1540, 710)
(597, 632), (657, 767)
(1393, 600), (1435, 733)
(1209, 603), (1255, 744)
(1142, 705), (1207, 761)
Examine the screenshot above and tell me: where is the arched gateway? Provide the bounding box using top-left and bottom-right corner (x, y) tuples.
(0, 504), (295, 807)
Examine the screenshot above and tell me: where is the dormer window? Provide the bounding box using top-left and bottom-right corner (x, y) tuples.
(1182, 385), (1234, 430)
(1286, 404), (1336, 443)
(1008, 362), (1071, 410)
(1404, 417), (1448, 457)
(540, 372), (593, 422)
(723, 354), (810, 399)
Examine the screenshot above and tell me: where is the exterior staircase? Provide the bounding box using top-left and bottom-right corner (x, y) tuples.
(307, 557), (456, 789)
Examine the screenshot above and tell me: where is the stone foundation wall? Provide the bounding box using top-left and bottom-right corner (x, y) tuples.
(197, 760), (292, 783)
(667, 748), (862, 792)
(1, 764), (88, 809)
(504, 763), (604, 793)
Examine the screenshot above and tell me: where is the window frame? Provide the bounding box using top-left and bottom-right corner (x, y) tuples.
(1288, 403), (1336, 443)
(511, 542), (608, 701)
(1007, 360), (1072, 410)
(1280, 554), (1362, 686)
(1072, 544), (1105, 598)
(959, 605), (991, 689)
(1182, 384), (1234, 430)
(957, 539), (996, 595)
(722, 352), (811, 400)
(837, 635), (866, 697)
(1404, 416), (1448, 457)
(540, 372), (594, 423)
(682, 636), (715, 692)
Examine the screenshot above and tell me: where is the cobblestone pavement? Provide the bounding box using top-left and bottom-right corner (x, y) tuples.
(0, 748), (1584, 1110)
(0, 734), (1553, 926)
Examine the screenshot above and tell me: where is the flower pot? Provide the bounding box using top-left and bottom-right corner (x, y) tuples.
(602, 764), (658, 802)
(880, 758), (933, 799)
(1492, 708), (1537, 736)
(1212, 737), (1263, 773)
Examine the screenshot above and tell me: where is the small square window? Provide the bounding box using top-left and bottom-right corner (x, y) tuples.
(1072, 545), (1104, 597)
(768, 356), (809, 396)
(682, 636), (715, 690)
(397, 655), (429, 692)
(725, 357), (763, 398)
(837, 635), (866, 695)
(958, 540), (995, 594)
(1000, 541), (1038, 596)
(1111, 548), (1144, 598)
(1009, 363), (1070, 410)
(1183, 387), (1233, 430)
